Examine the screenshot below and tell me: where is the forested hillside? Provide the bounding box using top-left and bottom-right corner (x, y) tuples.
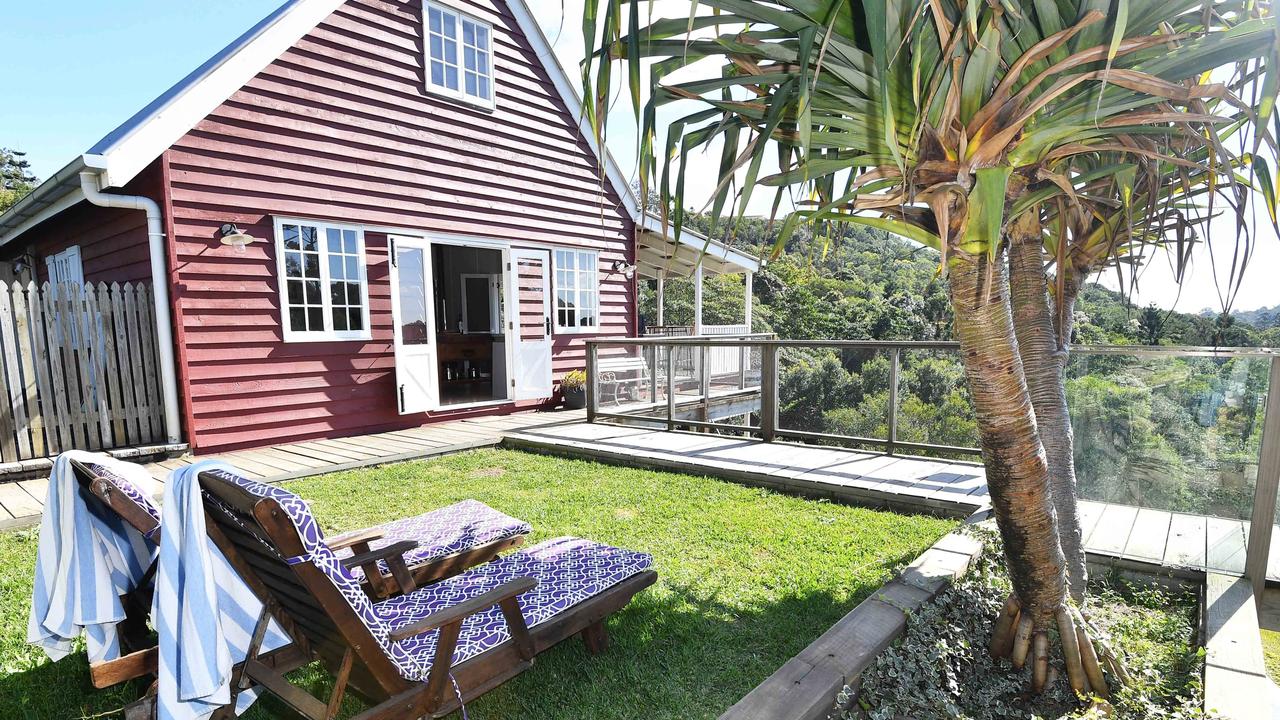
(639, 219), (1275, 520)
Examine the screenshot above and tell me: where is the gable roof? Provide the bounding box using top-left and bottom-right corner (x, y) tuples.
(0, 0), (758, 276)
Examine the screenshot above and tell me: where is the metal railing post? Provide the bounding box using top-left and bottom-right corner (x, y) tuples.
(586, 342), (598, 424)
(887, 347), (900, 456)
(666, 345), (676, 432)
(699, 344), (711, 424)
(760, 343), (778, 442)
(1246, 355), (1280, 598)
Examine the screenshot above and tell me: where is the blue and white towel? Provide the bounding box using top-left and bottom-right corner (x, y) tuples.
(28, 451), (158, 664)
(153, 460), (291, 720)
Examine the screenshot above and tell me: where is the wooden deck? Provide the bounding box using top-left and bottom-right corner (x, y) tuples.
(505, 420), (1280, 581)
(0, 407), (585, 531)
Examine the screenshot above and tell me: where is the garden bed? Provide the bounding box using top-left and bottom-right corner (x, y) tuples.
(0, 448), (955, 720)
(843, 527), (1213, 720)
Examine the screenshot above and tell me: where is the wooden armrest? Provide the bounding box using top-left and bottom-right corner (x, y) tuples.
(388, 577), (537, 642)
(340, 540), (417, 569)
(328, 528), (385, 552)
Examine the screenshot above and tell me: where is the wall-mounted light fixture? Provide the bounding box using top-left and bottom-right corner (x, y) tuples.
(217, 223), (256, 254)
(611, 259), (637, 279)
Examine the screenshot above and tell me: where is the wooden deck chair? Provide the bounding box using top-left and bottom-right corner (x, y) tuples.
(66, 458), (532, 692)
(197, 468), (658, 719)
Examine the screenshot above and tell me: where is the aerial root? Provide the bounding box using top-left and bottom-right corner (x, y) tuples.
(989, 594), (1021, 658)
(1010, 613), (1034, 670)
(1031, 632), (1050, 693)
(1056, 606), (1091, 697)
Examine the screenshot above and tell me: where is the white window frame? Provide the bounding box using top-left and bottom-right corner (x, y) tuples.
(274, 217), (372, 343)
(422, 1), (496, 109)
(552, 248), (600, 334)
(46, 245), (84, 288)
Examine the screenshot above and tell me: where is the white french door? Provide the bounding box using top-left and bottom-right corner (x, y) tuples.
(508, 248), (553, 400)
(388, 236), (439, 414)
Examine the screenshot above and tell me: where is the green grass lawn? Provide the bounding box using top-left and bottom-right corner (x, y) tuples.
(0, 448), (955, 719)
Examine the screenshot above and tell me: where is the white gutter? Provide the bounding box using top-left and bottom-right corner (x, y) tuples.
(78, 160), (182, 445)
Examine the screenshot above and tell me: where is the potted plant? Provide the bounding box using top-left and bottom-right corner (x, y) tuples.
(561, 370), (587, 409)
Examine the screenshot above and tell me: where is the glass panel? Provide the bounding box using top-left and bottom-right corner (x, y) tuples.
(396, 247), (430, 345)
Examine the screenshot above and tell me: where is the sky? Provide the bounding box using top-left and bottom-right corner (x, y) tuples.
(2, 0), (1277, 313)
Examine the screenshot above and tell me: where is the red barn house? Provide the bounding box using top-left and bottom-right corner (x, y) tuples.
(0, 0), (758, 456)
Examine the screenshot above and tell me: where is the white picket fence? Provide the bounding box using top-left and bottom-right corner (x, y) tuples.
(0, 281), (165, 462)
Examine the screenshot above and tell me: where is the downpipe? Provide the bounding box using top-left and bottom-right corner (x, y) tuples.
(79, 171), (182, 446)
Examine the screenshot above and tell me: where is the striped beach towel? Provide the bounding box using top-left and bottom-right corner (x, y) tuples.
(28, 451), (157, 664)
(153, 460), (291, 720)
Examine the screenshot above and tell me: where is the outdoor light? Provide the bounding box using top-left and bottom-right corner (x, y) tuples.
(217, 223), (256, 254)
(611, 260), (637, 279)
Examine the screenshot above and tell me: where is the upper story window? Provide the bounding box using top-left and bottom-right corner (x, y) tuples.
(553, 249), (599, 333)
(274, 218), (371, 342)
(424, 1), (495, 108)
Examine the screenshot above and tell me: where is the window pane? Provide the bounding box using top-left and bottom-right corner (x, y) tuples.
(289, 308), (306, 332)
(288, 279), (303, 305)
(349, 308), (362, 331)
(332, 307), (348, 331)
(301, 226), (318, 251)
(283, 224), (300, 250)
(326, 227), (342, 253)
(329, 255), (344, 280)
(344, 230), (357, 254)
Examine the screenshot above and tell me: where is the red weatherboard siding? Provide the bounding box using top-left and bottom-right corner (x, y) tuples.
(166, 0), (635, 452)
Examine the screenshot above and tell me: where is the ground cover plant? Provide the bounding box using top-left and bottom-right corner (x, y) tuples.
(845, 528), (1207, 719)
(0, 448), (955, 719)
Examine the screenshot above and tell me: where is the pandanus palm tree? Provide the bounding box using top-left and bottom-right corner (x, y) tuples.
(582, 0), (1277, 696)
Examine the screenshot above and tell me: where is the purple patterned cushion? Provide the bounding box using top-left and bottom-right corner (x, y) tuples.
(329, 500), (531, 581)
(374, 537), (653, 681)
(84, 462), (162, 532)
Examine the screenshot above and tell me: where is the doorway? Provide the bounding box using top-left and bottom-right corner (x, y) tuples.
(389, 237), (553, 413)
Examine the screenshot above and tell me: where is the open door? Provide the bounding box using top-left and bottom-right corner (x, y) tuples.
(508, 248), (553, 400)
(389, 236), (438, 413)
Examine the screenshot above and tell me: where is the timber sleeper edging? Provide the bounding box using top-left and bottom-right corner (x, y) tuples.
(718, 527), (985, 720)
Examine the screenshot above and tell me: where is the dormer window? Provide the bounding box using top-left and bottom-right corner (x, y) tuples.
(424, 2), (495, 108)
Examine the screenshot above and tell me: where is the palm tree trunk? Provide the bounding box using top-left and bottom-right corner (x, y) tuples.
(948, 250), (1067, 629)
(1007, 214), (1088, 601)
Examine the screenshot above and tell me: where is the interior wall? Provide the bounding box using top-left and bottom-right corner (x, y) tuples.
(435, 245), (503, 332)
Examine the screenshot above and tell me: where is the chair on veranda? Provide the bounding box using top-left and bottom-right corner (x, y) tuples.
(197, 467), (658, 719)
(66, 456), (534, 691)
